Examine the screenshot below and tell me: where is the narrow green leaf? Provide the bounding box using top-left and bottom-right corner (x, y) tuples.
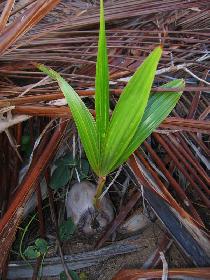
(37, 64), (100, 175)
(101, 46), (163, 175)
(35, 238), (48, 254)
(24, 246), (40, 259)
(50, 164), (71, 190)
(95, 0), (109, 164)
(59, 217), (76, 241)
(111, 79), (184, 171)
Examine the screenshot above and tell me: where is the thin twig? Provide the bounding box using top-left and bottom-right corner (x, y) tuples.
(19, 76), (49, 97)
(116, 54), (210, 83)
(46, 172), (72, 280)
(160, 251), (168, 280)
(0, 0), (15, 34)
(5, 128), (22, 161)
(183, 67), (210, 85)
(100, 166), (122, 199)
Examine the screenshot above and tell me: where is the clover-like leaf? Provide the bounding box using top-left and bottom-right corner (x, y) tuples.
(50, 164), (71, 190)
(59, 217), (76, 241)
(35, 238), (48, 254)
(24, 246), (40, 259)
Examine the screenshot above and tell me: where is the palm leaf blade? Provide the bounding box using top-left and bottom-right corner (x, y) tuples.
(95, 0), (109, 164)
(111, 79), (184, 171)
(101, 46), (162, 175)
(37, 64), (100, 174)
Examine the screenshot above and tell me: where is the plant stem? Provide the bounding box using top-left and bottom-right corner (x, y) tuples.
(45, 170), (73, 280)
(19, 212), (37, 268)
(94, 176), (106, 208)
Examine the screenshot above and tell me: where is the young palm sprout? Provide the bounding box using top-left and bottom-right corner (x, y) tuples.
(37, 0), (184, 207)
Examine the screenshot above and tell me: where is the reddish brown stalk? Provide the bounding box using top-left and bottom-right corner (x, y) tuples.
(0, 86), (209, 103)
(15, 122), (22, 145)
(0, 0), (61, 55)
(36, 183), (45, 238)
(186, 68), (208, 119)
(160, 117), (210, 134)
(10, 0), (37, 17)
(143, 141), (192, 205)
(0, 0), (209, 272)
(166, 134), (210, 194)
(0, 120), (68, 271)
(128, 154), (210, 265)
(143, 140), (208, 221)
(112, 267), (210, 280)
(153, 133), (210, 207)
(135, 149), (203, 224)
(45, 170), (73, 280)
(96, 190), (141, 249)
(142, 233), (173, 268)
(187, 90), (201, 119)
(175, 133), (210, 185)
(12, 105), (210, 134)
(128, 153), (209, 232)
(32, 183), (46, 280)
(0, 89), (121, 107)
(1, 87), (207, 107)
(199, 107), (210, 120)
(14, 105), (72, 117)
(187, 132), (209, 156)
(0, 0), (15, 34)
(6, 0), (207, 52)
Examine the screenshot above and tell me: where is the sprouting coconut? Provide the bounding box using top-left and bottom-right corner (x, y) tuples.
(66, 181), (114, 235)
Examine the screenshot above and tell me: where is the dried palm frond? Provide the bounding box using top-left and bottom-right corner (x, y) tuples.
(0, 0), (209, 274)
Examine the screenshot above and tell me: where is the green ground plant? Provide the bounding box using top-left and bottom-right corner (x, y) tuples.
(37, 0), (184, 206)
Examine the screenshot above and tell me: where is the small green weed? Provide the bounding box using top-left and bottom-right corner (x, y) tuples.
(50, 153), (89, 190)
(59, 217), (76, 241)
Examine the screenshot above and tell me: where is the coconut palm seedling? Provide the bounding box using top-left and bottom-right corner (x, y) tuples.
(37, 0), (184, 207)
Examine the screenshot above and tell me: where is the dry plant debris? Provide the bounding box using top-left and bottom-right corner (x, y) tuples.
(0, 0), (209, 279)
